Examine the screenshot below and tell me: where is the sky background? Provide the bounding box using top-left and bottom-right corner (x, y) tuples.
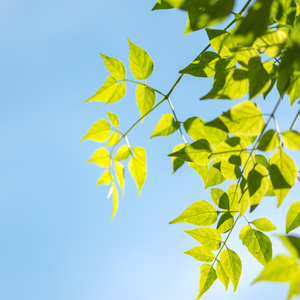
(1, 0), (300, 299)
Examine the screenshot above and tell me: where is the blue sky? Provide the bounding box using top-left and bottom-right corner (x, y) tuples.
(1, 0), (300, 299)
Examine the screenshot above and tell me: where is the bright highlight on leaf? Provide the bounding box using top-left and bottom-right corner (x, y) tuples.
(114, 145), (131, 161)
(87, 148), (110, 167)
(136, 85), (156, 119)
(151, 113), (179, 138)
(96, 170), (113, 186)
(129, 156), (146, 195)
(282, 130), (300, 150)
(106, 111), (119, 128)
(80, 119), (111, 143)
(257, 130), (280, 151)
(100, 54), (126, 80)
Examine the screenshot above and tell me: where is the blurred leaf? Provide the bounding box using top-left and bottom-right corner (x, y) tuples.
(105, 82), (126, 105)
(96, 170), (113, 186)
(111, 183), (118, 221)
(114, 145), (131, 161)
(106, 131), (120, 146)
(87, 148), (110, 167)
(131, 147), (146, 164)
(184, 246), (215, 262)
(206, 29), (234, 58)
(287, 268), (300, 300)
(286, 201), (300, 234)
(278, 235), (300, 257)
(172, 144), (185, 174)
(151, 113), (179, 138)
(100, 54), (126, 80)
(152, 0), (173, 10)
(80, 119), (111, 143)
(114, 161), (125, 196)
(271, 0), (296, 25)
(282, 130), (300, 150)
(105, 111), (119, 128)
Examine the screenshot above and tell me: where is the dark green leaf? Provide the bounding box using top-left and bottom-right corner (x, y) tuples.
(172, 144), (185, 174)
(278, 235), (300, 258)
(211, 188), (229, 210)
(152, 0), (173, 10)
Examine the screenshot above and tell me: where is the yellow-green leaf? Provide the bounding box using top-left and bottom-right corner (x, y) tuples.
(286, 201), (300, 234)
(85, 76), (117, 103)
(106, 131), (120, 147)
(216, 260), (230, 290)
(96, 170), (113, 186)
(128, 39), (154, 80)
(183, 117), (206, 140)
(114, 145), (131, 161)
(227, 183), (240, 213)
(128, 157), (147, 195)
(114, 161), (125, 196)
(136, 84), (156, 118)
(196, 264), (217, 299)
(105, 111), (119, 128)
(168, 139), (213, 166)
(269, 149), (298, 206)
(152, 0), (173, 10)
(257, 130), (280, 151)
(184, 246), (215, 262)
(87, 148), (110, 167)
(105, 82), (126, 105)
(189, 162), (208, 186)
(205, 160), (226, 189)
(131, 147), (146, 164)
(170, 200), (218, 226)
(282, 130), (300, 150)
(172, 144), (185, 174)
(80, 119), (111, 143)
(100, 54), (126, 80)
(110, 183), (118, 221)
(206, 29), (234, 58)
(251, 218), (277, 232)
(220, 249), (242, 291)
(151, 113), (179, 138)
(184, 227), (222, 251)
(217, 213), (234, 233)
(239, 225), (273, 266)
(211, 188), (229, 210)
(287, 268), (300, 300)
(278, 235), (300, 258)
(220, 160), (241, 181)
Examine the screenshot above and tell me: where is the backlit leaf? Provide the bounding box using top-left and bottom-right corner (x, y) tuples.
(184, 246), (215, 262)
(227, 184), (240, 213)
(220, 249), (242, 291)
(136, 84), (156, 119)
(152, 0), (173, 10)
(168, 139), (213, 166)
(220, 160), (241, 181)
(183, 117), (206, 140)
(205, 160), (226, 189)
(80, 119), (111, 143)
(278, 235), (300, 258)
(251, 218), (277, 232)
(269, 149), (298, 206)
(100, 54), (126, 80)
(239, 225), (272, 266)
(179, 52), (220, 77)
(272, 0), (297, 25)
(114, 145), (131, 161)
(87, 148), (110, 167)
(172, 144), (185, 174)
(216, 260), (230, 290)
(131, 147), (146, 164)
(105, 82), (126, 105)
(184, 227), (222, 250)
(211, 188), (229, 210)
(111, 183), (118, 220)
(106, 131), (120, 146)
(114, 161), (125, 196)
(85, 76), (117, 103)
(151, 113), (179, 138)
(128, 39), (154, 80)
(196, 264), (217, 299)
(128, 157), (146, 195)
(257, 130), (280, 151)
(206, 29), (234, 58)
(189, 162), (208, 186)
(286, 74), (300, 105)
(253, 255), (298, 283)
(287, 268), (300, 300)
(286, 201), (300, 234)
(217, 213), (234, 233)
(169, 200), (218, 226)
(106, 111), (119, 128)
(96, 170), (113, 186)
(282, 130), (300, 150)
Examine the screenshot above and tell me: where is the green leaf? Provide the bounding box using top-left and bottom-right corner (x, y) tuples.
(105, 82), (126, 105)
(217, 213), (234, 233)
(269, 149), (298, 206)
(184, 227), (222, 251)
(282, 130), (300, 150)
(265, 178), (275, 197)
(220, 249), (242, 291)
(80, 119), (111, 143)
(136, 85), (156, 119)
(255, 154), (269, 169)
(131, 147), (146, 164)
(205, 101), (265, 136)
(179, 52), (220, 77)
(114, 161), (125, 196)
(96, 170), (113, 186)
(263, 61), (277, 99)
(287, 268), (300, 300)
(85, 76), (117, 103)
(204, 123), (229, 148)
(247, 163), (269, 208)
(100, 54), (126, 80)
(189, 162), (208, 186)
(255, 29), (288, 58)
(227, 184), (240, 212)
(168, 139), (213, 166)
(205, 160), (226, 189)
(106, 131), (120, 147)
(272, 0), (297, 25)
(210, 137), (248, 166)
(184, 246), (215, 262)
(238, 179), (250, 217)
(201, 69), (249, 100)
(239, 135), (257, 146)
(152, 0), (173, 10)
(172, 144), (185, 174)
(239, 225), (272, 266)
(150, 113), (179, 138)
(196, 264), (217, 299)
(128, 39), (154, 80)
(253, 255), (298, 283)
(87, 148), (110, 167)
(234, 0), (274, 45)
(206, 29), (234, 58)
(183, 117), (206, 140)
(184, 0), (234, 34)
(216, 260), (230, 290)
(220, 160), (241, 181)
(278, 235), (300, 258)
(230, 47), (260, 68)
(251, 218), (277, 232)
(257, 130), (280, 151)
(286, 201), (300, 234)
(128, 157), (146, 195)
(286, 73), (300, 105)
(105, 111), (119, 128)
(163, 0), (207, 11)
(110, 183), (118, 221)
(211, 188), (229, 210)
(169, 200), (218, 226)
(114, 145), (131, 161)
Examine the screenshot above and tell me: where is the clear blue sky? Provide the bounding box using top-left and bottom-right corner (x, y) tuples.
(1, 0), (300, 299)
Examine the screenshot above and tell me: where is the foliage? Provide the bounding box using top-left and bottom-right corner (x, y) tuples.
(81, 0), (300, 298)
